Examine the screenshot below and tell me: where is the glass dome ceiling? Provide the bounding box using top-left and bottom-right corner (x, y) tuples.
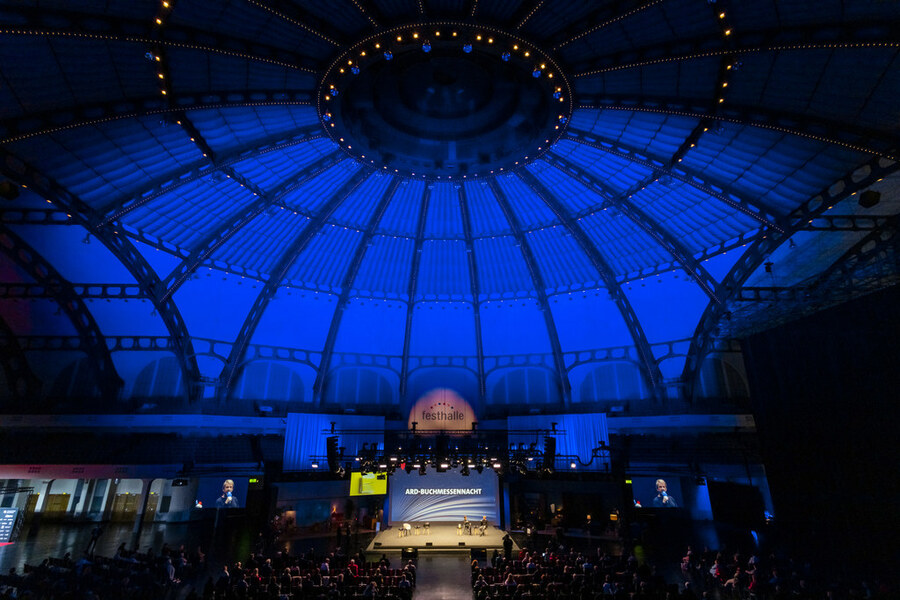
(0, 0), (898, 413)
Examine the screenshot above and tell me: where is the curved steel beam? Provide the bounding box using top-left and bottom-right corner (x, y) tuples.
(808, 214), (900, 292)
(217, 167), (372, 401)
(0, 6), (323, 72)
(457, 185), (487, 403)
(96, 124), (324, 225)
(574, 97), (899, 162)
(682, 154), (900, 399)
(544, 155), (722, 303)
(0, 224), (122, 401)
(1, 91), (312, 146)
(571, 22), (899, 76)
(241, 0), (344, 47)
(159, 151), (343, 301)
(346, 0), (381, 28)
(561, 130), (785, 230)
(0, 312), (42, 402)
(313, 177), (400, 402)
(516, 170), (665, 398)
(551, 0), (664, 49)
(0, 148), (202, 400)
(488, 179), (572, 404)
(398, 186), (430, 402)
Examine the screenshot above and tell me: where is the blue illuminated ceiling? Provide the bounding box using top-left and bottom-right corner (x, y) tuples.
(0, 0), (898, 410)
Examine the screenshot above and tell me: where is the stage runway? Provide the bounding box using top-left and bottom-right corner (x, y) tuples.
(367, 523), (516, 553)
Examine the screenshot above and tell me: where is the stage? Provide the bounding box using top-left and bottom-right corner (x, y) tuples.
(367, 523), (516, 553)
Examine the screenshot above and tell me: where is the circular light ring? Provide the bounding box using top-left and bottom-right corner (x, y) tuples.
(316, 22), (573, 180)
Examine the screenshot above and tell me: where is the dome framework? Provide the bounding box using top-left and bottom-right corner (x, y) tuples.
(0, 0), (898, 413)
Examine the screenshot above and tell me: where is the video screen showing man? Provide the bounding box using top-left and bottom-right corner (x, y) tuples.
(652, 478), (678, 508)
(216, 479), (240, 509)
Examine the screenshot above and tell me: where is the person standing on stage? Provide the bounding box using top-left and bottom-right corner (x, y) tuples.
(216, 479), (240, 508)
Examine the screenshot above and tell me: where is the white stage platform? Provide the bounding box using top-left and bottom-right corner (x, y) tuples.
(367, 523), (516, 553)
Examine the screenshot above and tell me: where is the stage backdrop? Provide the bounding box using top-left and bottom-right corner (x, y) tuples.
(389, 469), (499, 524)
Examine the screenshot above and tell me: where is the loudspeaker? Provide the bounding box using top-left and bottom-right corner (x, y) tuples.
(326, 436), (341, 473)
(859, 190), (881, 208)
(542, 436), (556, 470)
(0, 181), (20, 201)
(459, 542), (466, 547)
(425, 542), (433, 547)
(374, 542), (382, 547)
(401, 547), (418, 561)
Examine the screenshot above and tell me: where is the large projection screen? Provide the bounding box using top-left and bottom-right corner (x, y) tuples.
(389, 470), (499, 524)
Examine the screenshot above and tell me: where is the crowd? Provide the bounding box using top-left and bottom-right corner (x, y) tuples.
(0, 543), (206, 599)
(470, 542), (894, 600)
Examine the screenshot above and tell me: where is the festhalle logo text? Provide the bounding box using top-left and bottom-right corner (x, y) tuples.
(405, 488), (483, 495)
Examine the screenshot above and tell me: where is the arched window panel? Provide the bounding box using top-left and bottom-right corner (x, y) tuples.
(548, 290), (637, 352)
(480, 299), (552, 355)
(285, 226), (362, 292)
(473, 236), (537, 298)
(416, 241), (471, 300)
(696, 356), (750, 402)
(331, 172), (395, 228)
(230, 138), (338, 193)
(0, 298), (77, 336)
(463, 181), (509, 237)
(126, 177), (254, 249)
(12, 224), (137, 283)
(87, 298), (169, 337)
(127, 355), (188, 407)
(700, 247), (745, 282)
(9, 119), (203, 210)
(251, 288), (337, 349)
(569, 110), (697, 160)
(409, 302), (477, 357)
(487, 367), (561, 407)
(574, 361), (649, 404)
(352, 236), (415, 298)
(551, 139), (654, 191)
(658, 356), (686, 380)
(743, 230), (869, 289)
(0, 38), (158, 118)
(526, 160), (603, 214)
(172, 271), (264, 342)
(525, 227), (600, 292)
(377, 179), (425, 236)
(629, 181), (759, 253)
(47, 357), (106, 404)
(187, 105), (320, 157)
(494, 175), (558, 230)
(406, 370), (479, 412)
(578, 210), (673, 278)
(622, 269), (709, 345)
(321, 367), (397, 407)
(231, 360), (308, 405)
(168, 3), (333, 60)
(209, 210), (311, 276)
(333, 299), (408, 355)
(280, 160), (361, 213)
(424, 182), (464, 239)
(683, 126), (866, 214)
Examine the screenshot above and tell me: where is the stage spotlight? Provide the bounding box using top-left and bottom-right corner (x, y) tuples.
(422, 41), (432, 52)
(384, 51), (393, 60)
(501, 52), (510, 61)
(351, 65), (360, 74)
(311, 462), (319, 469)
(463, 43), (473, 53)
(570, 462), (577, 469)
(532, 68), (541, 78)
(493, 462), (502, 469)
